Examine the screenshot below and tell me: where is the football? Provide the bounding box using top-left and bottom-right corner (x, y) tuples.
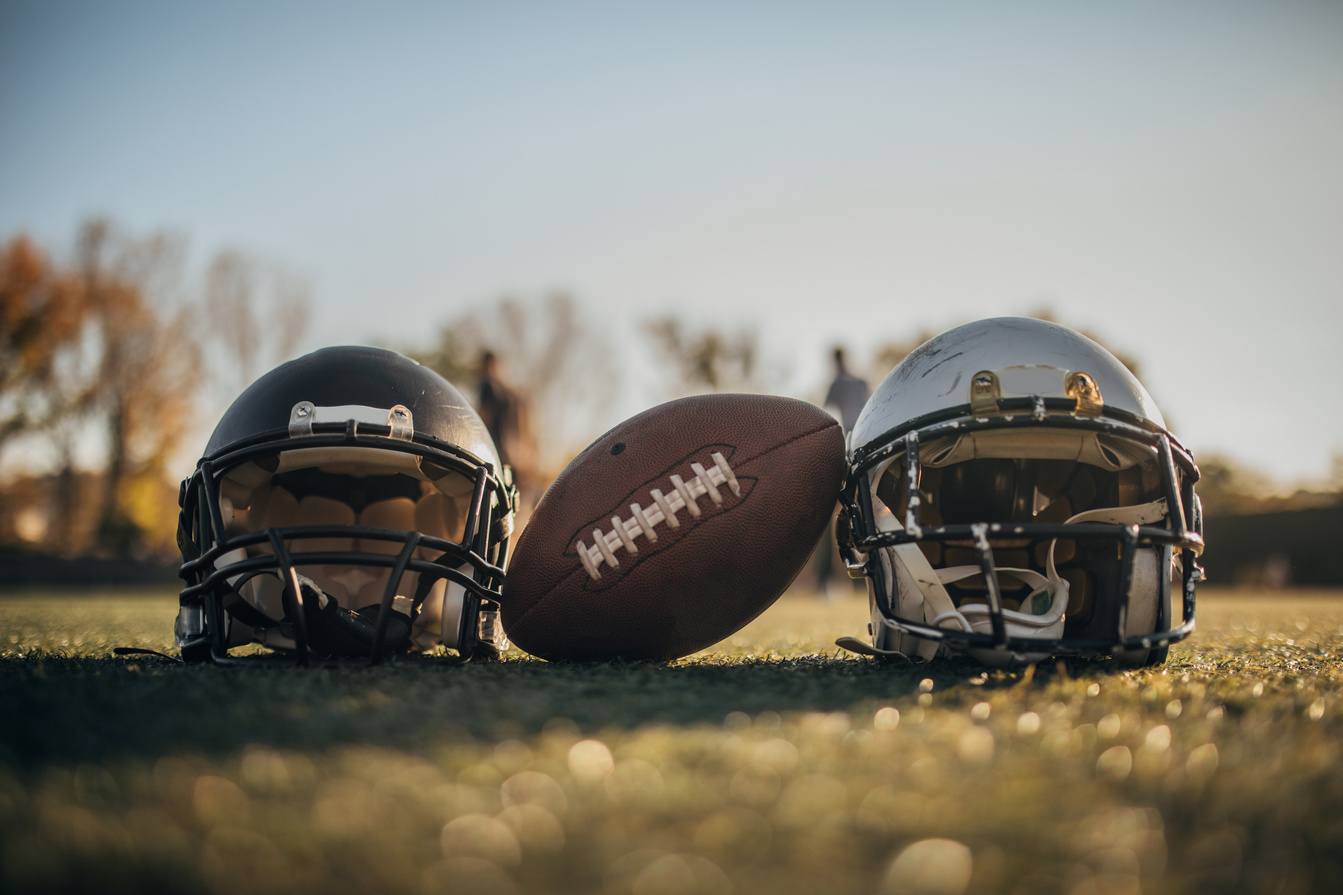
(501, 393), (847, 661)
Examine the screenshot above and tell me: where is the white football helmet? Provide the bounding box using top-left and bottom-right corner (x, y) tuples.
(837, 318), (1203, 666)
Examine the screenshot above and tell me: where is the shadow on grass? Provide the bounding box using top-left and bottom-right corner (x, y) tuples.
(0, 652), (1122, 769)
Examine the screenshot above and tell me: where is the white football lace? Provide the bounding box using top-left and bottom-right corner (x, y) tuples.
(576, 452), (741, 580)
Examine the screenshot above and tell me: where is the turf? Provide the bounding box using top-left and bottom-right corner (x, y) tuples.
(2, 586), (1341, 895)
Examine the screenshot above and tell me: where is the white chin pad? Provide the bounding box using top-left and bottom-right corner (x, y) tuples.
(954, 573), (1068, 640)
(1125, 548), (1161, 638)
(875, 547), (941, 661)
(412, 577), (467, 650)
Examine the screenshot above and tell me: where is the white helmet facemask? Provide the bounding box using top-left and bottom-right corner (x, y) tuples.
(838, 428), (1175, 666)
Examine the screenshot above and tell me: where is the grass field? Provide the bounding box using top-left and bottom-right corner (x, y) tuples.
(3, 586), (1342, 895)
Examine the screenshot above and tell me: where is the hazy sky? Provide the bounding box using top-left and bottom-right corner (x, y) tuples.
(2, 1), (1340, 485)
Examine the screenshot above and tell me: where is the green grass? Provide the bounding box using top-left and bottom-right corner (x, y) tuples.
(3, 586), (1342, 895)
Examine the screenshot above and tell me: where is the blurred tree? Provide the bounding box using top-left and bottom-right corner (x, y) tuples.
(1, 220), (312, 558)
(868, 328), (939, 385)
(643, 316), (781, 396)
(204, 249), (310, 393)
(76, 219), (201, 554)
(0, 235), (90, 456)
(409, 292), (614, 483)
(1195, 456), (1262, 515)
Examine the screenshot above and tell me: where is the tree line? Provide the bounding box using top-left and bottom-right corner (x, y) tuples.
(6, 218), (1325, 563)
(1, 219), (308, 557)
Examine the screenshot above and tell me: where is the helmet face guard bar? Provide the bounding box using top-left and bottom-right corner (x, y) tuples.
(177, 427), (516, 665)
(839, 409), (1203, 659)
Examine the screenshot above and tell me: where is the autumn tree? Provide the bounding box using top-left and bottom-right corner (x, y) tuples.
(74, 219), (202, 553)
(0, 235), (90, 456)
(409, 292), (614, 483)
(204, 249), (310, 395)
(867, 328), (940, 385)
(1, 235), (100, 548)
(643, 316), (781, 396)
(1, 220), (313, 557)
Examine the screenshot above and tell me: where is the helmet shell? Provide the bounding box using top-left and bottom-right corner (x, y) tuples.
(204, 345), (501, 471)
(853, 317), (1167, 453)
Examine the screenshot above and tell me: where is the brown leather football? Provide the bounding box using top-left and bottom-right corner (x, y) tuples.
(500, 393), (846, 661)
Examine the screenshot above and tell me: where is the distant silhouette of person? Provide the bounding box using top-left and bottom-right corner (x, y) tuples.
(477, 350), (520, 467)
(824, 347), (869, 433)
(817, 347), (869, 597)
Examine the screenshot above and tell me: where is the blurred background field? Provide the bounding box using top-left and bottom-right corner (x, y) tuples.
(3, 3), (1341, 571)
(3, 586), (1342, 895)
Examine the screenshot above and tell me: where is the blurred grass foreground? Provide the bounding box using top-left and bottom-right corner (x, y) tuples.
(3, 586), (1343, 895)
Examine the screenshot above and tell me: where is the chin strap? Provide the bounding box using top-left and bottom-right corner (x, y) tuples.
(212, 572), (414, 659)
(837, 498), (1170, 662)
(833, 636), (914, 664)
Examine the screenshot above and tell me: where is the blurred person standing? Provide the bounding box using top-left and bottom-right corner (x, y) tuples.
(817, 347), (869, 597)
(823, 347), (869, 434)
(476, 350), (519, 466)
(476, 350), (539, 518)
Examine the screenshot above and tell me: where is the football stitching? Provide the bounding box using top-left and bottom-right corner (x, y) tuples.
(504, 416), (841, 642)
(575, 451), (740, 580)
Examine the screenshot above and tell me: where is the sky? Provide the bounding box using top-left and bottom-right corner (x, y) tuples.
(2, 0), (1340, 486)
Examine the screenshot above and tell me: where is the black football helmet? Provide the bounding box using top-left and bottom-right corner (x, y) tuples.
(837, 318), (1204, 666)
(176, 346), (516, 664)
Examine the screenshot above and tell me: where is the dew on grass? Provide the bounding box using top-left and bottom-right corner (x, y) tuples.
(497, 803), (564, 853)
(440, 814), (521, 867)
(632, 853), (733, 895)
(693, 806), (771, 860)
(1096, 746), (1132, 781)
(500, 771), (567, 814)
(568, 740), (615, 782)
(193, 775), (249, 827)
(606, 759), (666, 805)
(773, 774), (846, 829)
(1186, 743), (1219, 783)
(751, 739), (799, 776)
(881, 838), (973, 895)
(240, 746), (292, 793)
(957, 726), (995, 764)
(422, 856), (518, 895)
(728, 767), (782, 807)
(492, 740), (533, 774)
